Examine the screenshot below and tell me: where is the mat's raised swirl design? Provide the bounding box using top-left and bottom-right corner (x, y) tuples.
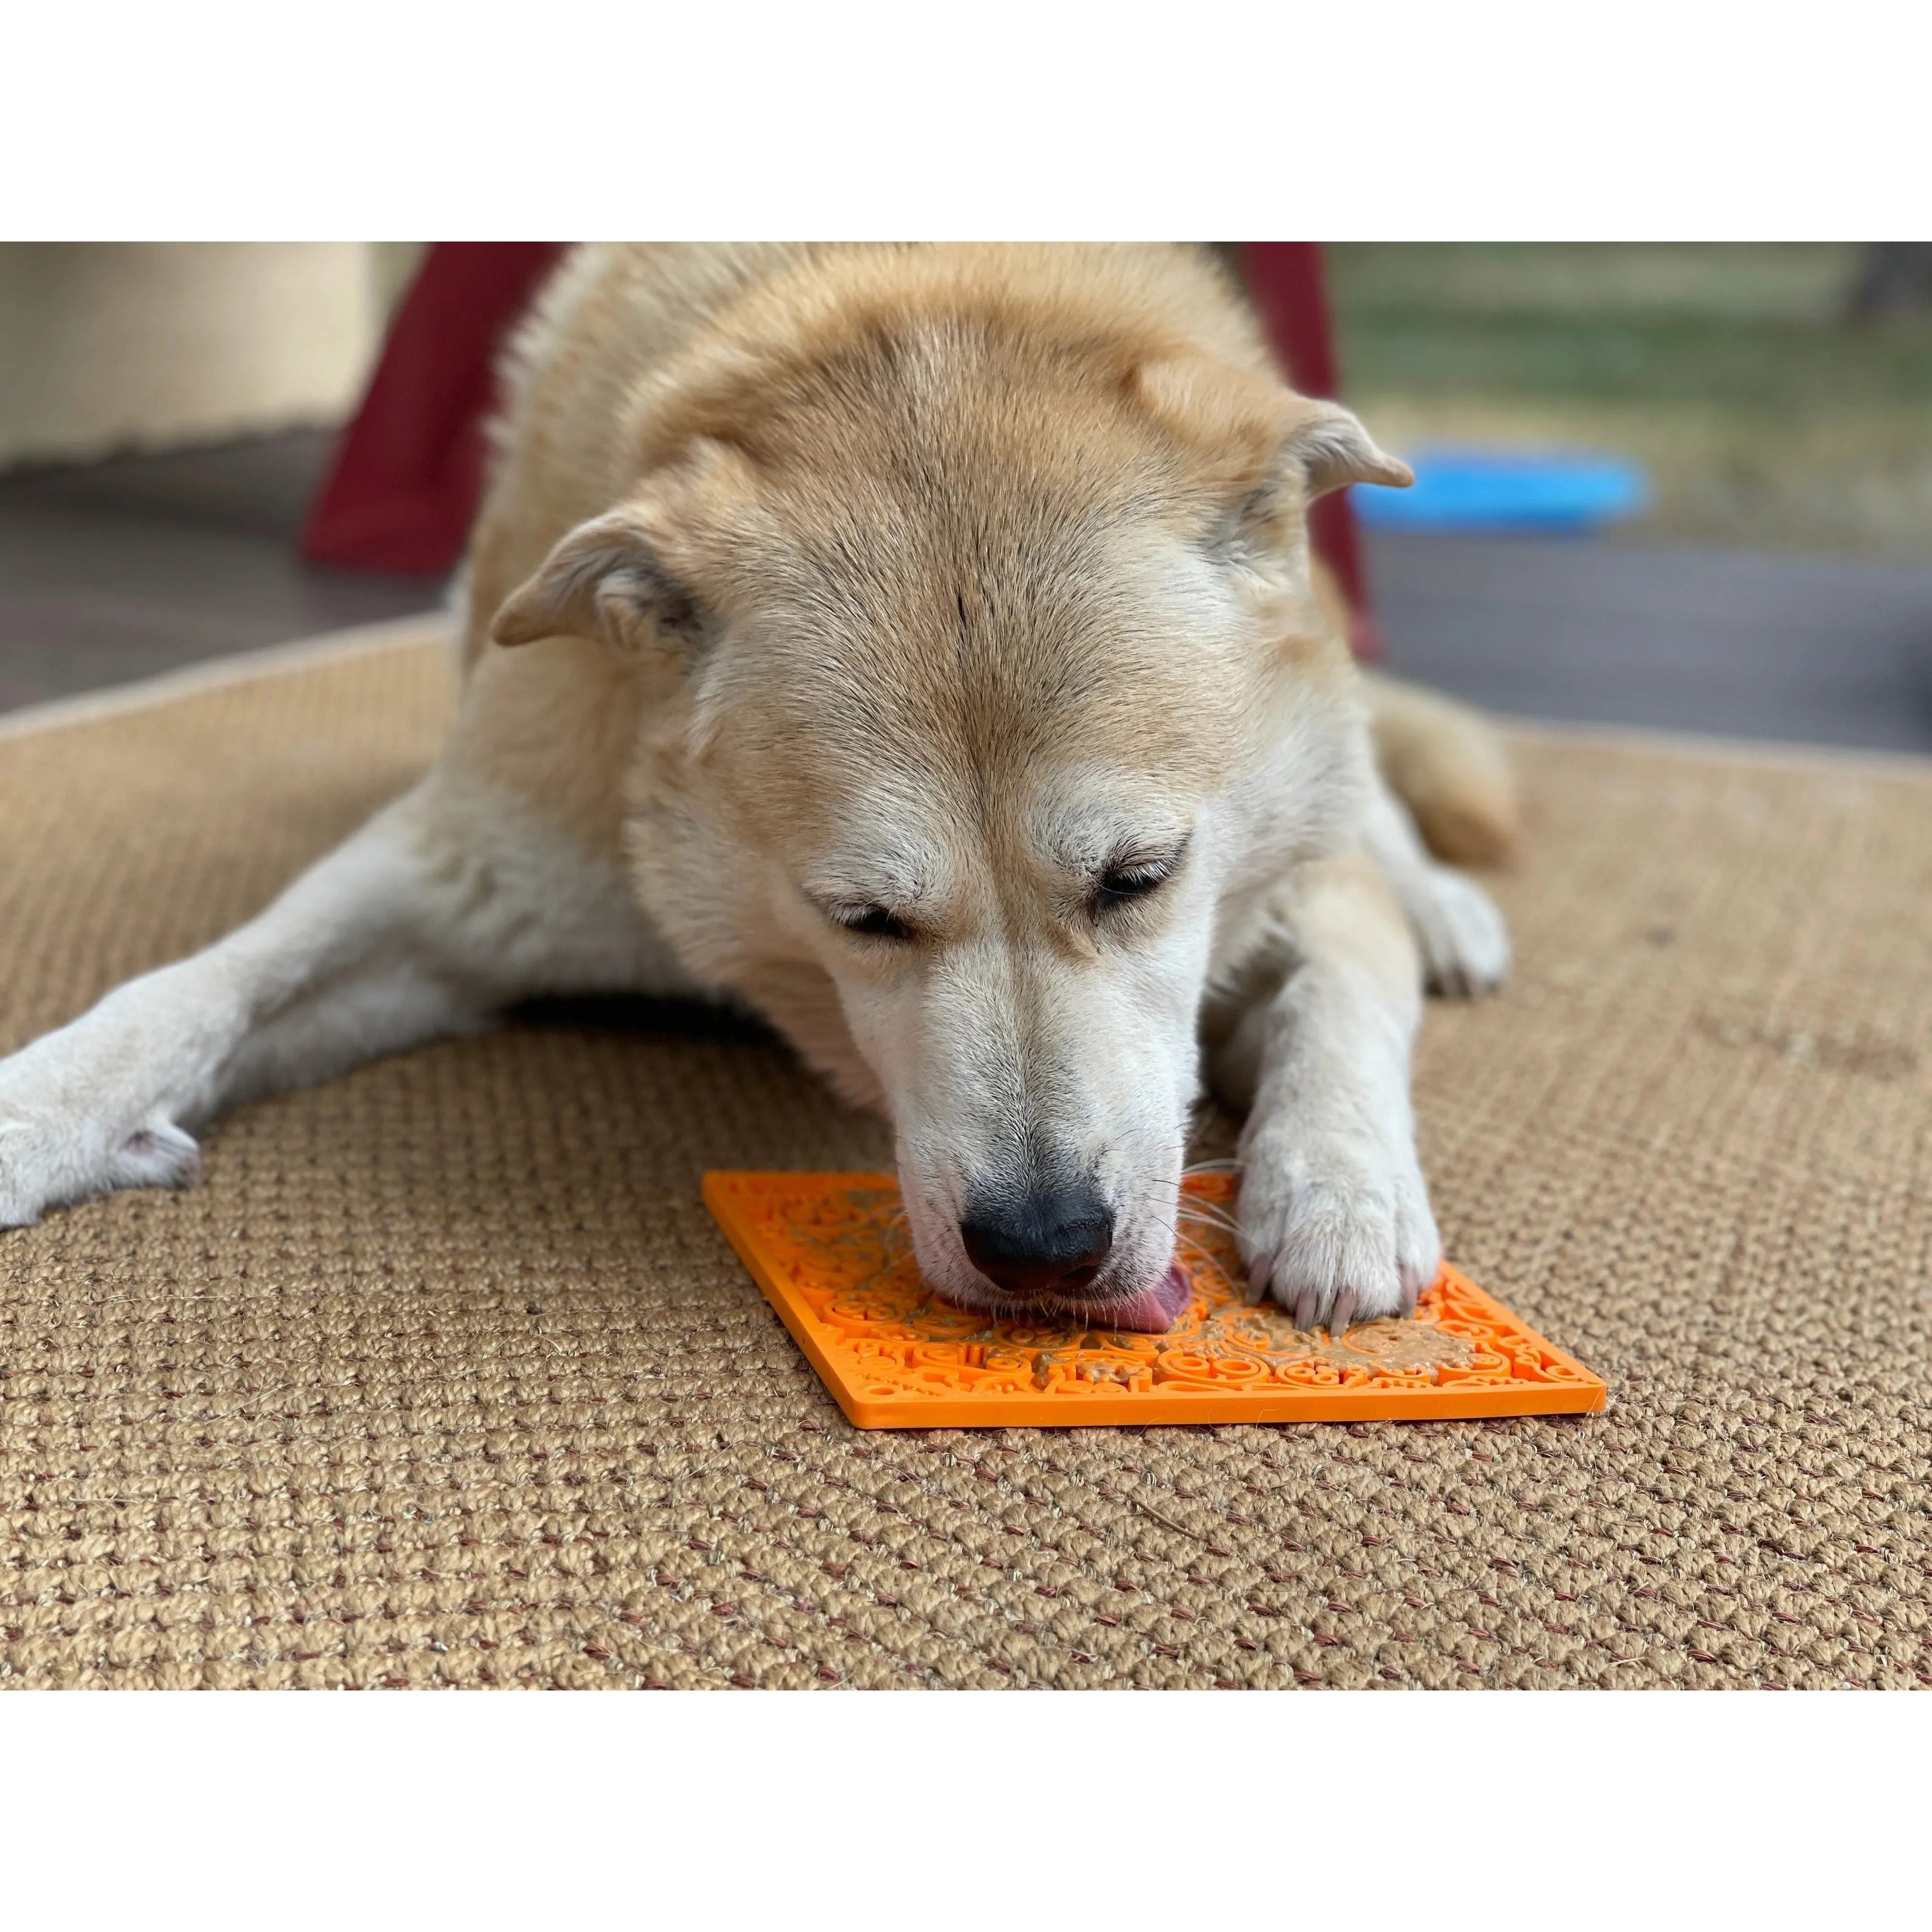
(704, 1172), (1606, 1427)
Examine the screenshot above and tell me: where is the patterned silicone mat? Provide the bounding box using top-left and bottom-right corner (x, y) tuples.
(705, 1171), (1605, 1428)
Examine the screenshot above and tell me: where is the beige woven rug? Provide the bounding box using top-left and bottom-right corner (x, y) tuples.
(3, 619), (1928, 1690)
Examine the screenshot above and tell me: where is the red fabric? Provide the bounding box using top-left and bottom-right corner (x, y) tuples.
(302, 242), (1379, 656)
(1238, 242), (1380, 657)
(300, 242), (565, 575)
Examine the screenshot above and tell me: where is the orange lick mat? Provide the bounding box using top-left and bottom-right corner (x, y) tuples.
(704, 1171), (1606, 1428)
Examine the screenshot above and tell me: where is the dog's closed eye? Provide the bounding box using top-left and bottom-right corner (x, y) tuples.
(1092, 837), (1189, 916)
(1093, 864), (1168, 911)
(828, 903), (916, 942)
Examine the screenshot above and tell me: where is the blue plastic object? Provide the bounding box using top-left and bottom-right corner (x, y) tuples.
(1353, 445), (1650, 533)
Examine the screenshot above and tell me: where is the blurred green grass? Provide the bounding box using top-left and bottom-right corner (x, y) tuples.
(1326, 245), (1932, 557)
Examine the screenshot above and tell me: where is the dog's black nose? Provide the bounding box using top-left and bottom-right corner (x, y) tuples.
(960, 1181), (1115, 1300)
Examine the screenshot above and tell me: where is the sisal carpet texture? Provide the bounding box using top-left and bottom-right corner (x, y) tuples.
(2, 622), (1928, 1690)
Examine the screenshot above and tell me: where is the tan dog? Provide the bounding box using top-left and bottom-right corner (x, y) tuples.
(0, 243), (1514, 1331)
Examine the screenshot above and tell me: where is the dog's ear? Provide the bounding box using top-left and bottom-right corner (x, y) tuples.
(1272, 397), (1414, 498)
(490, 507), (706, 654)
(492, 437), (758, 653)
(1132, 358), (1410, 559)
(1214, 397), (1412, 568)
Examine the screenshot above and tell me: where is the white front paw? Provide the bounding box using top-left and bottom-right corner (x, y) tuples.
(0, 1042), (203, 1229)
(1406, 863), (1510, 1000)
(1237, 1129), (1440, 1332)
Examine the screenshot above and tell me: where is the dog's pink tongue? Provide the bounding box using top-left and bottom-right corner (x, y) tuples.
(1098, 1262), (1194, 1334)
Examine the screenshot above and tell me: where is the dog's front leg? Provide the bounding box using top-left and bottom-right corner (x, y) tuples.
(1208, 849), (1439, 1331)
(0, 774), (672, 1227)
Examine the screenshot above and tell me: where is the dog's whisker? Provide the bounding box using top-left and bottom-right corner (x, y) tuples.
(1177, 1202), (1252, 1241)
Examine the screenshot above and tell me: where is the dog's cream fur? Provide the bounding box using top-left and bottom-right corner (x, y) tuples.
(0, 243), (1514, 1329)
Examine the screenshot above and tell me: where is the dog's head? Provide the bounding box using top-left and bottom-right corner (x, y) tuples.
(492, 282), (1409, 1323)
